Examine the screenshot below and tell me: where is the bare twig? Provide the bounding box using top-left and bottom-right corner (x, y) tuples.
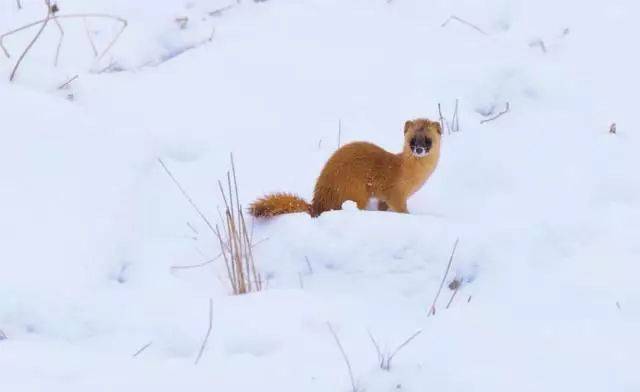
(438, 103), (450, 135)
(158, 158), (217, 235)
(9, 1), (52, 81)
(441, 15), (488, 36)
(170, 237), (267, 271)
(83, 17), (98, 57)
(304, 256), (313, 274)
(1, 13), (127, 62)
(480, 102), (510, 124)
(367, 330), (384, 367)
(428, 238), (459, 316)
(52, 14), (64, 66)
(367, 329), (423, 370)
(438, 100), (460, 134)
(386, 329), (422, 369)
(327, 322), (358, 392)
(132, 341), (153, 358)
(609, 123), (617, 134)
(194, 299), (213, 365)
(171, 254), (222, 270)
(56, 74), (78, 89)
(452, 99), (460, 132)
(95, 15), (127, 61)
(209, 4), (235, 17)
(446, 279), (461, 309)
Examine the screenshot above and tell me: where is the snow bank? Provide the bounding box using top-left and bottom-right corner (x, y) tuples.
(1, 0), (639, 391)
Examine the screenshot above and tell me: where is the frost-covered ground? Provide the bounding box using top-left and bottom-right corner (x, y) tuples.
(1, 0), (639, 390)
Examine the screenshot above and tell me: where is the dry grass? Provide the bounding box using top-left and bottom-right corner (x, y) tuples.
(368, 329), (423, 371)
(215, 155), (262, 295)
(428, 238), (459, 316)
(1, 2), (128, 81)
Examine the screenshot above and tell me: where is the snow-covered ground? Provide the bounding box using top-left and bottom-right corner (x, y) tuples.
(2, 0), (639, 390)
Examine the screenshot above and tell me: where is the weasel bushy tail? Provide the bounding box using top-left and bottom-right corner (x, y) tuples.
(248, 193), (311, 217)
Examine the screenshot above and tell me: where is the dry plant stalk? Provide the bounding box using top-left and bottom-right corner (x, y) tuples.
(428, 238), (459, 316)
(480, 102), (510, 124)
(446, 279), (461, 309)
(327, 322), (358, 392)
(9, 0), (53, 81)
(215, 154), (262, 295)
(441, 15), (488, 36)
(438, 100), (460, 134)
(194, 298), (213, 365)
(132, 341), (153, 358)
(57, 74), (78, 89)
(368, 329), (423, 371)
(1, 10), (128, 79)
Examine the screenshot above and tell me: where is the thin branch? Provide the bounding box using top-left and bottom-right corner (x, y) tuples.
(1, 13), (127, 61)
(441, 15), (488, 36)
(451, 99), (460, 132)
(132, 341), (153, 358)
(170, 237), (267, 271)
(158, 158), (217, 235)
(304, 256), (313, 274)
(327, 322), (358, 392)
(367, 330), (384, 367)
(194, 299), (213, 365)
(83, 17), (98, 57)
(446, 279), (461, 309)
(9, 1), (52, 82)
(428, 238), (459, 316)
(438, 103), (450, 135)
(186, 221), (199, 235)
(480, 102), (510, 124)
(171, 254), (222, 270)
(209, 4), (235, 17)
(57, 74), (78, 89)
(52, 14), (64, 66)
(386, 329), (423, 369)
(96, 16), (127, 60)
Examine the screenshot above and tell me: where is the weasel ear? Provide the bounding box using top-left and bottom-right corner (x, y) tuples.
(435, 121), (443, 135)
(404, 120), (412, 134)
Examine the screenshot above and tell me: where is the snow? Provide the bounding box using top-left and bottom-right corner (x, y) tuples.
(2, 0), (640, 391)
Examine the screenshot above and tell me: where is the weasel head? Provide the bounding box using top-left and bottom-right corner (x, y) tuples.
(403, 118), (442, 158)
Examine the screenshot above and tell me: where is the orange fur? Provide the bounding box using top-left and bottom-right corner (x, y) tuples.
(249, 118), (442, 218)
